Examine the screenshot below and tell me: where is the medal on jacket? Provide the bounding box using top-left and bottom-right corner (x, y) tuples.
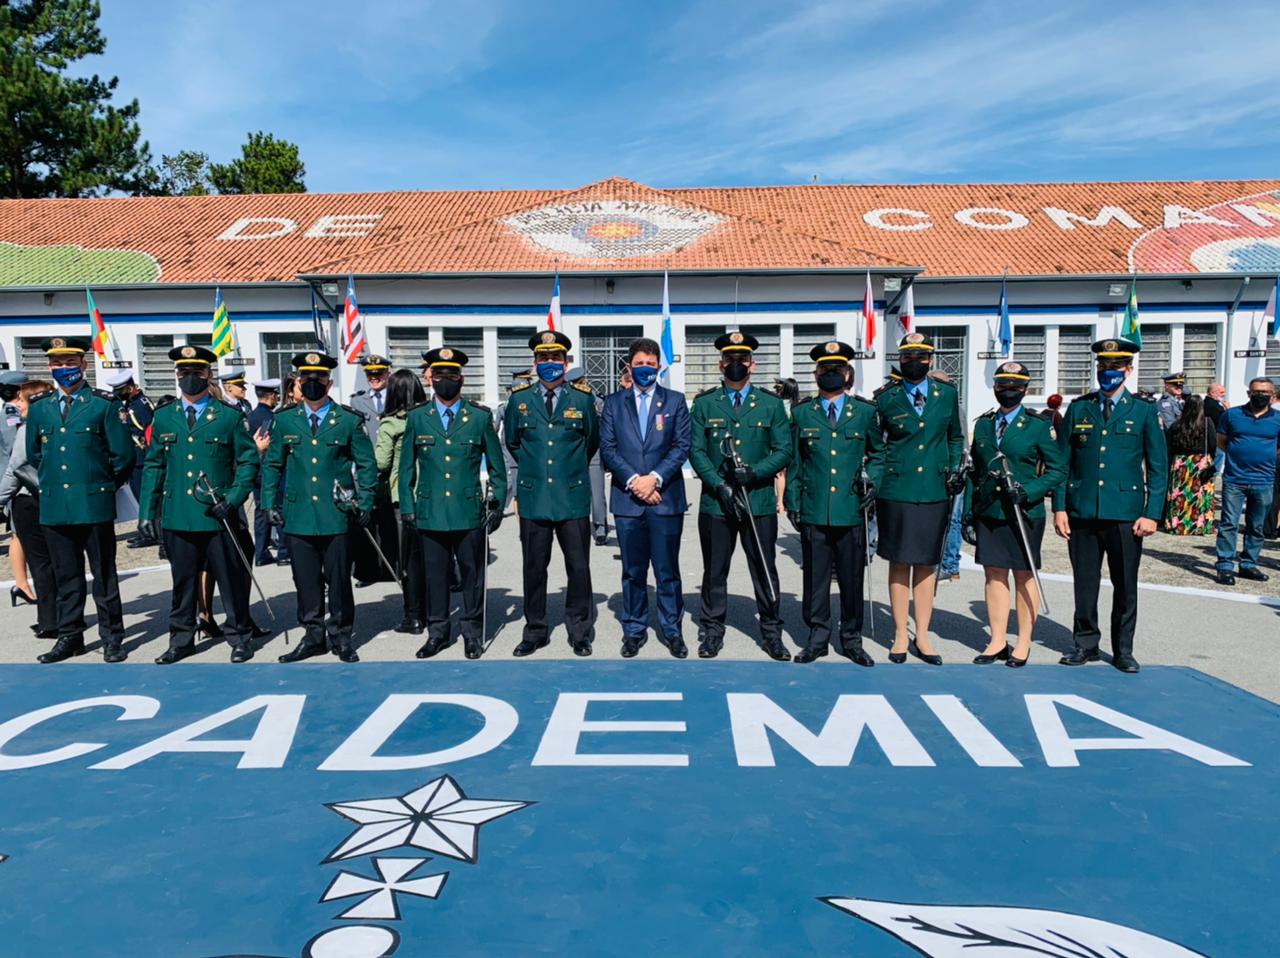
(655, 414), (664, 432)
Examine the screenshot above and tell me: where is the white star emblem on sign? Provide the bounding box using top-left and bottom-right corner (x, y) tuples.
(320, 857), (447, 920)
(324, 775), (531, 864)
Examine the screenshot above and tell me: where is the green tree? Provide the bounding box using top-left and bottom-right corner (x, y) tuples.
(0, 0), (152, 197)
(208, 131), (305, 195)
(149, 149), (212, 196)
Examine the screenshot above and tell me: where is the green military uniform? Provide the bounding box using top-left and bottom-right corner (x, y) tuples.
(505, 329), (598, 656)
(688, 330), (793, 660)
(871, 376), (964, 503)
(1051, 337), (1167, 672)
(969, 409), (1067, 523)
(26, 336), (135, 663)
(138, 345), (261, 662)
(262, 351), (377, 663)
(782, 340), (882, 664)
(401, 346), (509, 659)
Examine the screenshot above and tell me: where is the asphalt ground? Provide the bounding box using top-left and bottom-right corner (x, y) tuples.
(2, 508), (1276, 702)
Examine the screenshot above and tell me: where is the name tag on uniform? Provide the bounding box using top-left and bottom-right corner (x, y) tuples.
(801, 428), (821, 437)
(1074, 423), (1093, 430)
(891, 412), (910, 420)
(563, 408), (583, 420)
(707, 418), (725, 426)
(159, 433), (177, 442)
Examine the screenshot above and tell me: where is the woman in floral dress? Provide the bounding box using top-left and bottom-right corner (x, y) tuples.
(1163, 394), (1217, 535)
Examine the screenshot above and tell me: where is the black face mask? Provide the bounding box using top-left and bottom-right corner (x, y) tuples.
(1248, 393), (1273, 411)
(0, 386), (18, 403)
(724, 361), (750, 383)
(300, 379), (328, 402)
(816, 369), (849, 392)
(178, 374), (208, 397)
(900, 359), (929, 382)
(433, 377), (462, 401)
(995, 387), (1026, 409)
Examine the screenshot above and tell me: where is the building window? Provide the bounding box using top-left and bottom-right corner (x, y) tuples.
(914, 325), (967, 407)
(19, 337), (97, 387)
(749, 325), (781, 387)
(386, 325), (430, 375)
(1056, 326), (1095, 396)
(440, 327), (484, 400)
(577, 325), (643, 395)
(497, 326), (538, 392)
(1183, 323), (1219, 393)
(1136, 324), (1171, 394)
(791, 323), (837, 397)
(139, 334), (175, 398)
(1013, 325), (1046, 392)
(684, 325), (725, 397)
(262, 332), (317, 382)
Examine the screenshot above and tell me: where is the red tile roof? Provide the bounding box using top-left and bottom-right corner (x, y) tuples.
(1, 177), (1277, 286)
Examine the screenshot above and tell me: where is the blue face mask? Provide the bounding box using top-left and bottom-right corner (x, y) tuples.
(1097, 368), (1126, 391)
(536, 361), (565, 383)
(631, 365), (658, 388)
(51, 367), (84, 390)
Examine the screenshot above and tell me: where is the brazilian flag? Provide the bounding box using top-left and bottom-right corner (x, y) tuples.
(1121, 276), (1141, 348)
(212, 287), (234, 357)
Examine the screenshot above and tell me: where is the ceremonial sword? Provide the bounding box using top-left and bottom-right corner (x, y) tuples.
(935, 448), (972, 594)
(719, 435), (778, 607)
(333, 479), (404, 590)
(857, 467), (876, 643)
(992, 451), (1051, 615)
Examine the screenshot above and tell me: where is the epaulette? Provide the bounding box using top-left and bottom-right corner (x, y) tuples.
(931, 377), (958, 390)
(469, 400), (490, 412)
(978, 408), (998, 419)
(1069, 391), (1099, 404)
(510, 381), (534, 394)
(571, 380), (593, 394)
(694, 386), (718, 399)
(92, 388), (116, 402)
(28, 390), (52, 404)
(793, 395), (814, 406)
(338, 403), (368, 420)
(1033, 408), (1056, 422)
(408, 399), (431, 413)
(219, 398), (243, 412)
(273, 404), (295, 417)
(851, 393), (875, 406)
(1134, 392), (1157, 403)
(153, 396), (178, 412)
(350, 389), (368, 397)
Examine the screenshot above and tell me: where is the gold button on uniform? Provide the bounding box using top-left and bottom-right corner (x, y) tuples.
(831, 468), (837, 474)
(830, 485), (836, 492)
(917, 466), (924, 472)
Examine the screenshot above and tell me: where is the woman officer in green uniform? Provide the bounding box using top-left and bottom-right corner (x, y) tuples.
(966, 361), (1067, 666)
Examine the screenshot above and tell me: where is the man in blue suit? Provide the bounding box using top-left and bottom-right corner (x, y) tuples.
(599, 337), (692, 658)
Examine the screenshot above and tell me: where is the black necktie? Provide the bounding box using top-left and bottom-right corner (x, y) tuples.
(545, 389), (555, 419)
(996, 417), (1007, 445)
(913, 390), (925, 413)
(827, 402), (837, 426)
(443, 407), (454, 432)
(59, 396), (70, 421)
(310, 413), (320, 437)
(186, 406), (197, 431)
(1104, 398), (1114, 421)
(733, 391), (743, 411)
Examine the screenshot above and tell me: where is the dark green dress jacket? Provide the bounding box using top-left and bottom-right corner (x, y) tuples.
(26, 386), (134, 525)
(968, 407), (1068, 521)
(139, 398), (259, 531)
(784, 395), (881, 526)
(689, 385), (791, 517)
(870, 379), (964, 503)
(399, 398), (509, 532)
(503, 381), (599, 521)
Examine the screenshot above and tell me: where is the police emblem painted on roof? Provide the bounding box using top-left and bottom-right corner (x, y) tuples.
(439, 348), (453, 361)
(306, 353), (320, 365)
(729, 331), (744, 345)
(503, 200), (723, 260)
(1131, 188), (1280, 274)
(541, 332), (557, 344)
(824, 341), (840, 354)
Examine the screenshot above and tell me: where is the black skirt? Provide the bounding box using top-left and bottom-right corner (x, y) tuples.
(975, 515), (1045, 570)
(875, 499), (950, 565)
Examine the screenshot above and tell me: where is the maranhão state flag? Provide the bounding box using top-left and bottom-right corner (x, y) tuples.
(86, 288), (110, 358)
(860, 271), (876, 351)
(343, 274), (366, 364)
(547, 272), (561, 331)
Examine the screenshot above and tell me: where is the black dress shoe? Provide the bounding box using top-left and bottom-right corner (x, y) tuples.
(254, 555), (275, 567)
(973, 646), (1010, 664)
(396, 618), (425, 635)
(415, 638), (453, 659)
(594, 534), (608, 546)
(1237, 566), (1269, 582)
(793, 646), (828, 663)
(697, 639), (721, 659)
(840, 647), (875, 667)
(38, 636), (85, 664)
(763, 639), (792, 662)
(1113, 654), (1140, 673)
(276, 557), (292, 566)
(1215, 571), (1236, 585)
(33, 628), (58, 639)
(464, 639), (483, 660)
(197, 617), (223, 638)
(337, 646), (360, 663)
(230, 644), (254, 663)
(102, 644), (127, 664)
(247, 619), (272, 640)
(354, 579), (373, 589)
(513, 637), (549, 657)
(888, 650), (907, 664)
(1059, 647), (1100, 666)
(910, 641), (942, 666)
(664, 637), (689, 659)
(155, 645), (193, 665)
(1006, 650), (1029, 668)
(620, 637), (643, 658)
(571, 641), (593, 657)
(278, 642), (327, 663)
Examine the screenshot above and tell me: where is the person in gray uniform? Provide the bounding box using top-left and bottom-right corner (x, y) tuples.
(0, 370), (30, 470)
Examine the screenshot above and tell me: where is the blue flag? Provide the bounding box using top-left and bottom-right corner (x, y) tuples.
(997, 275), (1012, 357)
(660, 269), (675, 385)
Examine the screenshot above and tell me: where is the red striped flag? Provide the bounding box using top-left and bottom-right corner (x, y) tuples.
(861, 271), (876, 350)
(343, 274), (366, 364)
(87, 288), (109, 358)
(547, 272), (560, 331)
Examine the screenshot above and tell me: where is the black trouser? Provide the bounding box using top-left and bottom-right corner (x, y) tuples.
(697, 511), (781, 644)
(800, 522), (866, 652)
(399, 519), (425, 622)
(519, 516), (593, 645)
(11, 494), (57, 634)
(252, 488), (274, 564)
(419, 527), (485, 645)
(44, 521), (124, 645)
(288, 532), (354, 650)
(352, 499), (398, 582)
(163, 527), (250, 651)
(1067, 518), (1143, 657)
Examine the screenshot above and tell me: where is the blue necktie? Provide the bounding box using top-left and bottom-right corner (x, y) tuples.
(638, 391), (649, 439)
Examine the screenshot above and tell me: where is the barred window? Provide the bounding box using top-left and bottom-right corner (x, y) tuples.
(791, 323), (837, 397)
(1183, 323), (1219, 394)
(1012, 325), (1046, 392)
(1056, 326), (1095, 396)
(386, 325), (429, 375)
(440, 327), (485, 400)
(262, 332), (316, 382)
(914, 325), (967, 408)
(749, 325), (781, 387)
(139, 334), (175, 397)
(1135, 324), (1172, 394)
(497, 326), (538, 391)
(683, 326), (725, 398)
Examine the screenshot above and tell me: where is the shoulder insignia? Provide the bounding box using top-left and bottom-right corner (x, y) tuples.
(154, 397), (178, 412)
(29, 391), (52, 404)
(571, 380), (594, 394)
(218, 398), (241, 412)
(469, 401), (490, 412)
(1033, 408), (1056, 422)
(92, 388), (115, 402)
(1134, 392), (1157, 403)
(694, 386), (719, 399)
(851, 394), (875, 406)
(338, 403), (367, 420)
(408, 399), (432, 413)
(978, 408), (998, 419)
(510, 381), (534, 394)
(351, 390), (368, 398)
(1069, 391), (1098, 404)
(793, 395), (814, 407)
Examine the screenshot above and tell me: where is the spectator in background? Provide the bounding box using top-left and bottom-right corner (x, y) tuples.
(929, 369), (963, 583)
(248, 379), (283, 567)
(1156, 372), (1186, 431)
(1045, 393), (1065, 433)
(1204, 383), (1228, 475)
(375, 369), (427, 635)
(1214, 377), (1280, 585)
(1163, 395), (1217, 536)
(0, 380), (56, 635)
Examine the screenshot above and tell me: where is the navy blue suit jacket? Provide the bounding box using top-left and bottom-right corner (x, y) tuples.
(599, 384), (691, 517)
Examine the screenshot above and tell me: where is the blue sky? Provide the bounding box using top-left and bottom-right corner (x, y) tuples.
(92, 0), (1280, 193)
